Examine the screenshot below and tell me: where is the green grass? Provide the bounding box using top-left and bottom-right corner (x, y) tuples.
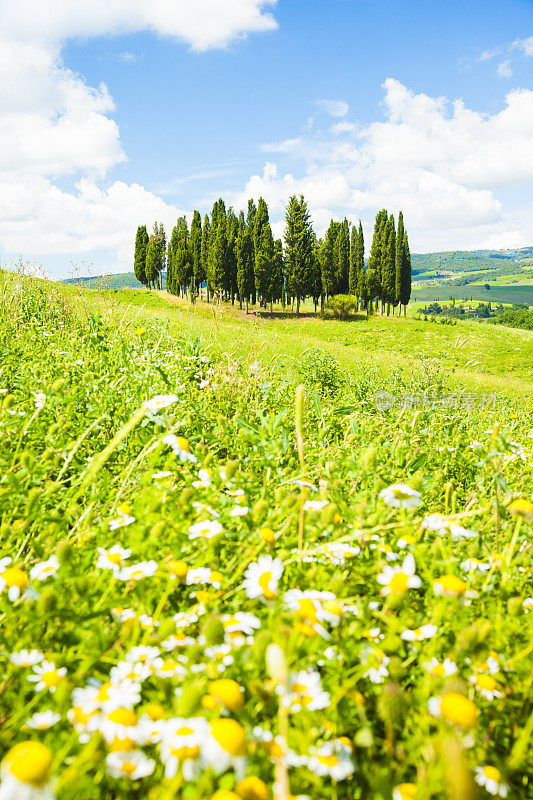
(0, 272), (532, 800)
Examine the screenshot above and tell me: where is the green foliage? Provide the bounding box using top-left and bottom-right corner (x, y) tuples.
(285, 195), (315, 314)
(133, 225), (149, 286)
(324, 294), (358, 319)
(296, 347), (344, 393)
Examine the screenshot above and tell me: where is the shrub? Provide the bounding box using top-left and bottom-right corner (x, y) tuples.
(296, 347), (344, 394)
(324, 294), (358, 320)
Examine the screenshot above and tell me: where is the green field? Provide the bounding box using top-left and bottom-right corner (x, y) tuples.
(1, 272), (532, 800)
(412, 283), (533, 307)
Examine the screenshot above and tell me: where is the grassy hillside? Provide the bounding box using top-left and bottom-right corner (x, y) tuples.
(1, 272), (532, 800)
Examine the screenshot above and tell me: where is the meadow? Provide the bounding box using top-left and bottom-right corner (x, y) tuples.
(0, 272), (532, 800)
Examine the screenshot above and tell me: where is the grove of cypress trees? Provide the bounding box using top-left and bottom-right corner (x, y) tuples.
(210, 217), (228, 299)
(368, 210), (387, 314)
(226, 209), (239, 303)
(266, 238), (284, 315)
(133, 225), (149, 287)
(285, 195), (315, 316)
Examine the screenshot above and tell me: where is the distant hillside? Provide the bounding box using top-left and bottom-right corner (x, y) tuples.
(411, 246), (533, 275)
(61, 246), (533, 292)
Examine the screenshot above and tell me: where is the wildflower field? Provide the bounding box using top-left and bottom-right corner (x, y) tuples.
(0, 273), (532, 800)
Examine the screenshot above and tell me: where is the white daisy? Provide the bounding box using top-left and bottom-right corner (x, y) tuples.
(29, 556), (59, 582)
(474, 766), (509, 797)
(106, 750), (155, 780)
(242, 556), (284, 601)
(376, 554), (422, 596)
(379, 483), (421, 509)
(25, 710), (61, 729)
(188, 520), (223, 540)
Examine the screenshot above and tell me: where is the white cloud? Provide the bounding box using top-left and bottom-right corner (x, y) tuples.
(0, 1), (279, 275)
(517, 35), (533, 57)
(315, 99), (349, 118)
(497, 60), (513, 78)
(234, 79), (533, 251)
(330, 120), (358, 135)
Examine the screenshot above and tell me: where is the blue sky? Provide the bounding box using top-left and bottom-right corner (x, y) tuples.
(1, 0), (532, 278)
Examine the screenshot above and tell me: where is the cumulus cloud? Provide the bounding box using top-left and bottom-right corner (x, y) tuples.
(315, 99), (349, 118)
(234, 79), (533, 251)
(0, 1), (278, 275)
(517, 35), (533, 57)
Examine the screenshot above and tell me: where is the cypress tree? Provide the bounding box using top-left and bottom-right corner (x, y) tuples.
(190, 211), (203, 293)
(156, 222), (166, 290)
(310, 239), (322, 314)
(133, 225), (149, 287)
(368, 210), (388, 313)
(236, 211), (255, 313)
(266, 238), (284, 315)
(394, 211), (405, 311)
(173, 217), (191, 295)
(284, 195), (315, 316)
(247, 199), (258, 305)
(349, 223), (357, 296)
(167, 222), (180, 294)
(201, 215), (210, 300)
(355, 221), (366, 309)
(320, 220), (338, 300)
(145, 234), (161, 290)
(210, 217), (228, 299)
(334, 219), (350, 294)
(399, 231), (412, 316)
(226, 209), (239, 302)
(382, 215), (396, 315)
(253, 198), (273, 306)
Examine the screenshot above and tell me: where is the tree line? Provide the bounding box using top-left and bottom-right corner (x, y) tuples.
(134, 196), (411, 316)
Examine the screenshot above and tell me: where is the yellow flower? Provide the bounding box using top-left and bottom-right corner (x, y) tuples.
(236, 776), (270, 800)
(143, 704), (165, 720)
(168, 559), (188, 580)
(211, 792), (241, 800)
(210, 719), (247, 756)
(208, 679), (245, 712)
(508, 497), (533, 520)
(134, 327), (146, 336)
(429, 692), (478, 728)
(259, 527), (276, 546)
(433, 574), (466, 597)
(393, 784), (417, 800)
(2, 741), (52, 786)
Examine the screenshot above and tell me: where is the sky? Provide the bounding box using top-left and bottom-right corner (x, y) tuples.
(0, 0), (532, 279)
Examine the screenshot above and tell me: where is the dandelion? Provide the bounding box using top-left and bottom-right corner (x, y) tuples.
(379, 483), (421, 509)
(242, 556), (284, 601)
(474, 766), (509, 797)
(144, 394), (179, 413)
(433, 574), (466, 597)
(27, 661), (66, 693)
(188, 519), (223, 541)
(96, 545), (132, 572)
(117, 561), (158, 581)
(508, 498), (533, 521)
(162, 434), (198, 463)
(9, 649), (44, 667)
(376, 554), (421, 596)
(423, 658), (458, 677)
(401, 624), (437, 641)
(106, 750), (155, 780)
(469, 674), (503, 701)
(428, 692), (478, 727)
(26, 711), (61, 730)
(29, 556), (60, 582)
(0, 741), (53, 798)
(422, 515), (476, 538)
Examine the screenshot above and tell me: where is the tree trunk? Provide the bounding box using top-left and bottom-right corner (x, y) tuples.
(245, 298), (248, 314)
(270, 299), (273, 316)
(239, 295), (242, 310)
(296, 296), (300, 316)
